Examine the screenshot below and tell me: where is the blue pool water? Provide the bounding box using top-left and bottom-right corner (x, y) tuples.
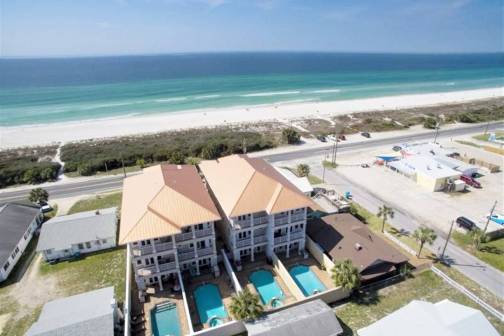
(193, 283), (228, 327)
(289, 265), (326, 297)
(249, 269), (285, 307)
(151, 301), (182, 336)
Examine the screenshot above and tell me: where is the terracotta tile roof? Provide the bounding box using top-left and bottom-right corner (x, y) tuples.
(307, 213), (408, 281)
(119, 165), (220, 244)
(199, 154), (316, 217)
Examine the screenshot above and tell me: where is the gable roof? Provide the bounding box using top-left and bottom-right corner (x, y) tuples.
(0, 202), (40, 267)
(26, 287), (115, 336)
(246, 299), (343, 336)
(357, 299), (499, 336)
(199, 154), (316, 217)
(307, 214), (408, 281)
(119, 164), (220, 244)
(37, 207), (117, 252)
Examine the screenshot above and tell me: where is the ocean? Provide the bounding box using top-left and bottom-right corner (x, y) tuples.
(0, 53), (503, 127)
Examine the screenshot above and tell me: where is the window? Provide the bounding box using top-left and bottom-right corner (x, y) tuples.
(96, 240), (101, 245)
(85, 242), (91, 249)
(11, 250), (17, 259)
(197, 241), (206, 249)
(46, 249), (53, 255)
(3, 262), (10, 271)
(102, 239), (107, 244)
(136, 260), (142, 265)
(78, 243), (84, 250)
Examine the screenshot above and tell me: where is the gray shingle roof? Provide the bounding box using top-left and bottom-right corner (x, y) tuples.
(26, 286), (115, 336)
(245, 299), (343, 336)
(0, 202), (41, 266)
(37, 207), (117, 251)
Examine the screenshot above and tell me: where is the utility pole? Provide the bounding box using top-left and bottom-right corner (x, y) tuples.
(242, 138), (247, 154)
(121, 154), (126, 178)
(440, 220), (455, 261)
(481, 200), (498, 237)
(433, 120), (440, 144)
(322, 159), (326, 183)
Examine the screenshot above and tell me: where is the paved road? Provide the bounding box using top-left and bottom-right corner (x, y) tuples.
(314, 166), (504, 299)
(1, 122), (501, 204)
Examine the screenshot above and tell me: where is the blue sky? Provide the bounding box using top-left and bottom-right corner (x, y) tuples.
(1, 0), (503, 57)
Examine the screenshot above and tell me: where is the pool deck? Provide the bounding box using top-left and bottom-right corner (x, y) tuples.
(184, 271), (236, 331)
(140, 288), (190, 336)
(281, 255), (334, 289)
(236, 257), (297, 309)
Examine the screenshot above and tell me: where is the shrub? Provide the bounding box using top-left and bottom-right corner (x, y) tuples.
(296, 164), (310, 177)
(423, 117), (437, 129)
(458, 112), (477, 123)
(282, 128), (300, 144)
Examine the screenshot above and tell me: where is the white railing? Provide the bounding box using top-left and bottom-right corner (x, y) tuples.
(221, 249), (242, 293)
(175, 232), (194, 242)
(290, 230), (305, 240)
(132, 245), (153, 256)
(254, 235), (268, 244)
(275, 217), (289, 226)
(236, 238), (252, 248)
(431, 266), (504, 321)
(197, 247), (214, 257)
(235, 220), (251, 229)
(155, 242), (174, 252)
(253, 216), (269, 225)
(291, 214), (305, 222)
(195, 228), (213, 238)
(274, 236), (288, 244)
(137, 265), (157, 276)
(158, 262), (176, 272)
(178, 251), (196, 261)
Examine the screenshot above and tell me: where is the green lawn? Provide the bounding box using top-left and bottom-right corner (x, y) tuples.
(473, 131), (504, 142)
(455, 140), (482, 148)
(68, 192), (122, 214)
(308, 174), (323, 185)
(452, 231), (504, 272)
(39, 248), (126, 302)
(322, 160), (337, 169)
(335, 270), (504, 335)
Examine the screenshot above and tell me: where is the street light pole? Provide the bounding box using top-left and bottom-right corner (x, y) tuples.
(440, 220), (455, 261)
(433, 121), (440, 144)
(482, 200), (498, 236)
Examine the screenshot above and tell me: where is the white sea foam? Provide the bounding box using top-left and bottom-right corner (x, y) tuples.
(445, 82), (456, 86)
(194, 94), (221, 100)
(311, 88), (341, 94)
(241, 90), (300, 97)
(155, 97), (188, 103)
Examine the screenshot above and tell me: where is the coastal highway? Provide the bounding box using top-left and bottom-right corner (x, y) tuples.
(0, 121), (502, 203)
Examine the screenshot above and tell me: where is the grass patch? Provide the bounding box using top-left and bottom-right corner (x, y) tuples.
(68, 192), (122, 214)
(452, 231), (504, 272)
(39, 248), (126, 303)
(0, 301), (42, 336)
(335, 270), (504, 335)
(473, 131), (504, 142)
(308, 174), (323, 185)
(455, 140), (482, 148)
(322, 160), (337, 169)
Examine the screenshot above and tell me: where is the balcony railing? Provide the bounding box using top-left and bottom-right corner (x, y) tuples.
(274, 236), (288, 244)
(175, 232), (194, 242)
(290, 230), (305, 240)
(137, 265), (157, 276)
(274, 217), (289, 226)
(195, 228), (213, 238)
(178, 250), (196, 261)
(155, 242), (174, 252)
(177, 246), (194, 254)
(132, 245), (153, 256)
(253, 216), (269, 226)
(253, 234), (268, 244)
(291, 214), (305, 222)
(235, 219), (251, 229)
(236, 238), (252, 248)
(197, 247), (214, 257)
(158, 262), (176, 272)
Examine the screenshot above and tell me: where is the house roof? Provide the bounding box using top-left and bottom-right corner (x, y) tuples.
(395, 155), (461, 179)
(307, 214), (408, 280)
(245, 299), (343, 336)
(199, 155), (316, 217)
(37, 207), (117, 252)
(119, 164), (220, 244)
(26, 286), (115, 336)
(357, 299), (500, 336)
(274, 167), (314, 195)
(0, 202), (40, 267)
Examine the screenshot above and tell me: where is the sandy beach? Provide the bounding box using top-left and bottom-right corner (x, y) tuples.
(1, 87), (502, 149)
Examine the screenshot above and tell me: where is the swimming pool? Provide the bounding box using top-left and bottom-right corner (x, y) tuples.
(193, 283), (228, 327)
(289, 264), (326, 297)
(249, 269), (284, 307)
(151, 301), (182, 336)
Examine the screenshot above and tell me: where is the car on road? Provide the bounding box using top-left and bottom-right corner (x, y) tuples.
(460, 175), (482, 188)
(456, 216), (476, 231)
(361, 132), (371, 138)
(316, 135), (327, 142)
(338, 135), (346, 141)
(392, 145), (402, 152)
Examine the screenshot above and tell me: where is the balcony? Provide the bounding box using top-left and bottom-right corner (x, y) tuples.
(253, 216), (269, 226)
(195, 228), (213, 238)
(132, 245), (153, 256)
(290, 230), (305, 240)
(197, 247), (214, 257)
(175, 232), (194, 242)
(235, 219), (251, 229)
(274, 235), (288, 244)
(137, 265), (157, 276)
(177, 246), (194, 254)
(236, 238), (252, 248)
(158, 262), (176, 272)
(178, 250), (196, 261)
(274, 216), (289, 227)
(155, 242), (174, 252)
(253, 234), (268, 244)
(291, 214), (305, 222)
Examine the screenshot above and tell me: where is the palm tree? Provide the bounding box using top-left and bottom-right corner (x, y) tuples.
(229, 288), (263, 321)
(331, 259), (360, 290)
(377, 205), (394, 233)
(296, 164), (310, 177)
(28, 188), (49, 204)
(412, 227), (437, 257)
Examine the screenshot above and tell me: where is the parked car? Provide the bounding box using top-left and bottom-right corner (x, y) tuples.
(456, 216), (476, 231)
(460, 175), (481, 188)
(392, 145), (402, 152)
(316, 135), (327, 142)
(327, 135), (336, 142)
(338, 135), (346, 141)
(361, 163), (370, 168)
(41, 204), (53, 213)
(361, 132), (371, 138)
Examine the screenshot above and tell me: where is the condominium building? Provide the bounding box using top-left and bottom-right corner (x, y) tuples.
(199, 154), (315, 264)
(119, 164), (221, 291)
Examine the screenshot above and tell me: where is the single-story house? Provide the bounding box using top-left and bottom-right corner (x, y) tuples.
(357, 299), (499, 336)
(307, 213), (408, 283)
(433, 156), (479, 177)
(274, 167), (314, 196)
(0, 202), (42, 282)
(26, 286), (119, 336)
(245, 299), (343, 336)
(37, 207), (117, 262)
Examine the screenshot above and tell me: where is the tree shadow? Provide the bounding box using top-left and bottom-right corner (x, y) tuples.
(388, 227), (411, 237)
(337, 317), (355, 336)
(479, 246), (504, 255)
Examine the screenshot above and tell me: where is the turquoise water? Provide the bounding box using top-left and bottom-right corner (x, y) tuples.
(0, 53), (502, 126)
(193, 283), (228, 326)
(289, 265), (326, 297)
(249, 269), (285, 307)
(151, 302), (182, 336)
